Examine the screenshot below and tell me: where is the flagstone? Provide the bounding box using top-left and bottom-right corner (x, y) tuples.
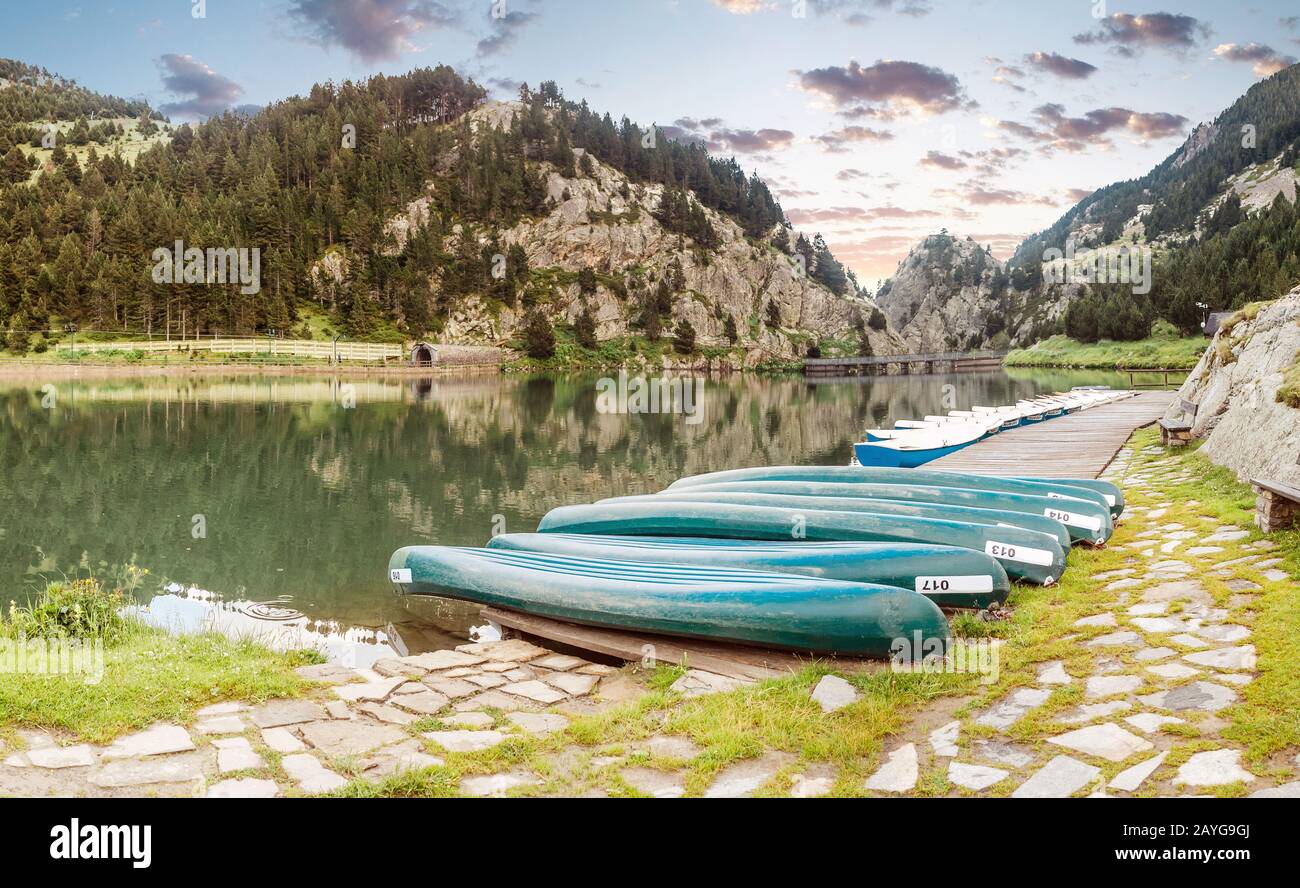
(1086, 630), (1142, 648)
(214, 737), (264, 773)
(399, 650), (485, 671)
(1134, 646), (1175, 661)
(703, 751), (793, 798)
(1109, 751), (1167, 792)
(1124, 712), (1184, 733)
(1086, 675), (1141, 698)
(250, 699), (328, 728)
(545, 672), (600, 697)
(1139, 681), (1237, 712)
(1037, 661), (1072, 685)
(101, 724), (195, 760)
(1073, 613), (1117, 628)
(864, 743), (918, 794)
(1183, 645), (1256, 671)
(299, 720), (406, 757)
(281, 754), (348, 794)
(505, 712), (569, 735)
(1167, 633), (1208, 648)
(208, 778), (280, 798)
(1059, 701), (1132, 724)
(91, 752), (206, 787)
(948, 761), (1009, 791)
(929, 720), (959, 757)
(1192, 624), (1250, 643)
(261, 727), (306, 753)
(976, 687), (1051, 729)
(810, 674), (860, 712)
(27, 744), (96, 769)
(1127, 602), (1168, 616)
(1146, 663), (1200, 680)
(1048, 723), (1152, 762)
(461, 771), (540, 797)
(1011, 755), (1101, 799)
(422, 730), (508, 753)
(1174, 749), (1255, 787)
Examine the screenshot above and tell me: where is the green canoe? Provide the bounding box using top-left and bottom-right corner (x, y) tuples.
(537, 500), (1067, 585)
(1016, 477), (1125, 517)
(607, 491), (1072, 549)
(487, 533), (1011, 608)
(670, 480), (1113, 545)
(388, 546), (948, 657)
(668, 465), (1118, 518)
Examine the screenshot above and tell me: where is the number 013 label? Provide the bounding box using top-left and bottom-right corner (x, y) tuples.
(389, 568), (412, 583)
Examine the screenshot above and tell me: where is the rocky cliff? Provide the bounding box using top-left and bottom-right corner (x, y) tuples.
(874, 234), (1052, 352)
(1169, 288), (1300, 484)
(336, 101), (905, 365)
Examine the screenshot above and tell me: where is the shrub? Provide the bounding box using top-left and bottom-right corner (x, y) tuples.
(868, 307), (887, 331)
(521, 310), (555, 359)
(5, 578), (128, 642)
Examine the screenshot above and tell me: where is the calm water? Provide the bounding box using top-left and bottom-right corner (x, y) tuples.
(0, 367), (1129, 656)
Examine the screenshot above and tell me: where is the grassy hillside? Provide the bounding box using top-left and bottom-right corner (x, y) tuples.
(1005, 333), (1209, 370)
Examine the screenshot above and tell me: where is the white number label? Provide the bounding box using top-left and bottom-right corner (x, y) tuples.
(1043, 508), (1103, 532)
(985, 541), (1054, 566)
(916, 575), (995, 594)
(389, 568), (412, 583)
(1103, 493), (1117, 506)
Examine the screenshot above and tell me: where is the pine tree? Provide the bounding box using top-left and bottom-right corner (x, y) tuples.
(672, 317), (696, 354)
(575, 302), (597, 349)
(523, 309), (555, 358)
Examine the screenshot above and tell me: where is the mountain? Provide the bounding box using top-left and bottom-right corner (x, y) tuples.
(0, 61), (895, 364)
(880, 63), (1300, 351)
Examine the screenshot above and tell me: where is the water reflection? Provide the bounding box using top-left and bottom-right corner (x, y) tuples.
(0, 368), (1130, 653)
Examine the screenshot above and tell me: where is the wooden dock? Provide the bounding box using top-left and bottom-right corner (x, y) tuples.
(928, 391), (1174, 479)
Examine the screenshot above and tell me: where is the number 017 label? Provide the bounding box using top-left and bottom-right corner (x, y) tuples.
(390, 568), (412, 584)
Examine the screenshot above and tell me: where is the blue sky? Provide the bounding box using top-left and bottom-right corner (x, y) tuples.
(4, 1), (1298, 282)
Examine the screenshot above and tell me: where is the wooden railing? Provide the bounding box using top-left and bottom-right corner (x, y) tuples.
(54, 337), (404, 363)
(804, 351), (1007, 377)
(1118, 367), (1191, 389)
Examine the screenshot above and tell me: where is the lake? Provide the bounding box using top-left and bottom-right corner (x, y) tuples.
(0, 367), (1131, 660)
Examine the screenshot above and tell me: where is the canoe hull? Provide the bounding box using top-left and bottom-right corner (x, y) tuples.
(388, 546), (949, 658)
(853, 439), (975, 467)
(668, 465), (1117, 518)
(615, 490), (1072, 549)
(538, 500), (1067, 585)
(488, 533), (1011, 608)
(676, 480), (1113, 545)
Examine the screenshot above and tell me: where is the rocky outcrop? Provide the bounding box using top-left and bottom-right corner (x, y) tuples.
(1169, 288), (1300, 484)
(875, 234), (1023, 352)
(356, 101), (904, 364)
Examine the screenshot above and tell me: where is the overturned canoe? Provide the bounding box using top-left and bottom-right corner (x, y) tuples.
(1017, 476), (1124, 516)
(667, 465), (1118, 518)
(538, 500), (1067, 585)
(488, 533), (1011, 608)
(608, 490), (1072, 549)
(388, 546), (948, 657)
(672, 480), (1113, 545)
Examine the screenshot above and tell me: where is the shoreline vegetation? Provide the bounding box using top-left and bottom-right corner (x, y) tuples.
(1005, 332), (1209, 370)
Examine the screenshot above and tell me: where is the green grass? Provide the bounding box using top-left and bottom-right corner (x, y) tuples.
(0, 577), (318, 744)
(1005, 333), (1209, 369)
(1276, 351), (1300, 409)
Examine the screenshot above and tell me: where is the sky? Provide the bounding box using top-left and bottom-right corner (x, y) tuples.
(3, 1), (1298, 285)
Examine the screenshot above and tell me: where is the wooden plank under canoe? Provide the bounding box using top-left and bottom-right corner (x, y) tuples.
(479, 606), (888, 681)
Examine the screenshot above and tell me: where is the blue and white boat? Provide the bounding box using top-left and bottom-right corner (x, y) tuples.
(853, 424), (985, 467)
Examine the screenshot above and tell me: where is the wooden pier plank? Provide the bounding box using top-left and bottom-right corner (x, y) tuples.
(479, 607), (886, 680)
(927, 391), (1174, 479)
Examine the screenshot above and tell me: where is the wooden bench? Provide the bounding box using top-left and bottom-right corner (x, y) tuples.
(1158, 399), (1198, 446)
(1251, 478), (1300, 532)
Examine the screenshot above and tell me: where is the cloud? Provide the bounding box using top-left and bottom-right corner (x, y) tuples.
(477, 9), (538, 57)
(155, 54), (245, 119)
(938, 183), (1057, 206)
(918, 150), (966, 170)
(786, 205), (944, 225)
(1074, 12), (1209, 56)
(995, 103), (1188, 152)
(1212, 42), (1296, 77)
(813, 125), (894, 152)
(835, 168), (871, 181)
(805, 0), (932, 22)
(709, 0), (773, 12)
(795, 59), (970, 116)
(669, 118), (796, 153)
(1064, 187), (1096, 202)
(709, 127), (796, 152)
(286, 0), (459, 63)
(1025, 51), (1097, 79)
